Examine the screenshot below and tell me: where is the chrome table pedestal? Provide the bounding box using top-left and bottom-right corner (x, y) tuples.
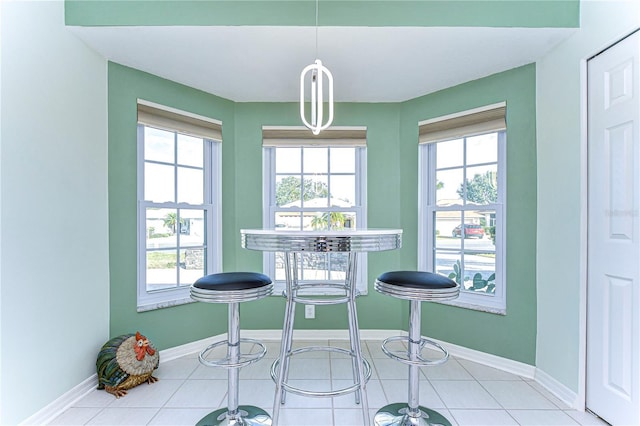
(241, 229), (403, 426)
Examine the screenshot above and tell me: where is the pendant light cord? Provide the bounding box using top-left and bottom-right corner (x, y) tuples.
(315, 0), (319, 58)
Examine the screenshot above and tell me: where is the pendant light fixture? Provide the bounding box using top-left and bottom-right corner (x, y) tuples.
(300, 0), (333, 135)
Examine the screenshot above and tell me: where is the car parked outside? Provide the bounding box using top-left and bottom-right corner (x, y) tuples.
(452, 224), (485, 239)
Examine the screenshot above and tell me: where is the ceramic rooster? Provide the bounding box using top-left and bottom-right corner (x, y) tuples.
(96, 331), (159, 398)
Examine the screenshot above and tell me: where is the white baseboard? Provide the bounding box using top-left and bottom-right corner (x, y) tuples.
(22, 374), (98, 426)
(427, 336), (537, 379)
(31, 329), (576, 424)
(159, 334), (222, 362)
(535, 367), (580, 409)
(429, 338), (579, 409)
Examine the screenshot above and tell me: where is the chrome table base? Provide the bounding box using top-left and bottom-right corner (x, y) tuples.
(196, 406), (272, 426)
(270, 345), (372, 398)
(374, 404), (452, 426)
(271, 251), (371, 425)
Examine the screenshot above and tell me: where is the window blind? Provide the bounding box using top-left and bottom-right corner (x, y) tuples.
(137, 100), (222, 141)
(262, 126), (367, 147)
(418, 102), (506, 144)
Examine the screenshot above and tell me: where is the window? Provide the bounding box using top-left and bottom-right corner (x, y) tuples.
(418, 103), (506, 313)
(137, 101), (222, 312)
(262, 126), (367, 294)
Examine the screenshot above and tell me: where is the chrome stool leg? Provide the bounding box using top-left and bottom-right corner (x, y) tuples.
(197, 302), (272, 426)
(345, 252), (370, 425)
(279, 252), (298, 406)
(272, 252), (296, 425)
(347, 302), (361, 405)
(407, 300), (421, 418)
(374, 300), (451, 426)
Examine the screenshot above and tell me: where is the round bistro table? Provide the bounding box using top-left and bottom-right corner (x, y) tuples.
(241, 228), (403, 425)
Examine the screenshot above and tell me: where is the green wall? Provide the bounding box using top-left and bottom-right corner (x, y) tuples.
(65, 0), (579, 28)
(536, 2), (640, 393)
(231, 102), (409, 332)
(108, 62), (236, 349)
(109, 61), (536, 364)
(402, 64), (537, 364)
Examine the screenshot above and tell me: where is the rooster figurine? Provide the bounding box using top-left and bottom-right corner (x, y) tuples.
(96, 331), (159, 398)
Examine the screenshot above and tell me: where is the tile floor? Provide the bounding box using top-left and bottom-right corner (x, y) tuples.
(51, 339), (608, 426)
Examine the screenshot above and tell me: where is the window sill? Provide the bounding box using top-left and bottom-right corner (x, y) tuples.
(439, 298), (506, 315)
(137, 296), (195, 312)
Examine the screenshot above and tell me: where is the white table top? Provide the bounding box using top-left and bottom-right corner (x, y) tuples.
(241, 228), (402, 236)
(240, 228), (403, 253)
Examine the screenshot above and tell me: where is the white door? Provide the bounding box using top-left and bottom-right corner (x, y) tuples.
(587, 30), (640, 426)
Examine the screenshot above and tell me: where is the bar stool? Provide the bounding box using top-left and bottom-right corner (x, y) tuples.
(373, 271), (460, 426)
(190, 272), (274, 426)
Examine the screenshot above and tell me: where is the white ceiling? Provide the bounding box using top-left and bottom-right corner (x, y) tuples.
(70, 25), (575, 102)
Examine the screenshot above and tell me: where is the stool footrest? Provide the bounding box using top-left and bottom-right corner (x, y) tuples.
(381, 336), (449, 367)
(270, 345), (371, 398)
(282, 283), (362, 305)
(199, 338), (267, 369)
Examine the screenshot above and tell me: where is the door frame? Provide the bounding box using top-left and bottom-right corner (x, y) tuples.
(580, 27), (640, 413)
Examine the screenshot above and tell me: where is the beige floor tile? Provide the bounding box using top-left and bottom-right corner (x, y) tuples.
(238, 379), (277, 409)
(564, 409), (610, 426)
(458, 359), (523, 381)
(276, 379), (333, 408)
(164, 379), (226, 408)
(380, 379), (446, 409)
(423, 358), (475, 380)
(53, 339), (599, 425)
(108, 379), (184, 408)
(49, 407), (103, 425)
(147, 407), (212, 425)
(479, 380), (557, 409)
(332, 378), (387, 409)
(277, 408), (334, 425)
(449, 408), (519, 425)
(507, 409), (580, 425)
(431, 380), (501, 409)
(72, 388), (117, 408)
(526, 380), (572, 409)
(154, 357), (199, 380)
(331, 357), (378, 380)
(371, 357), (412, 380)
(85, 407), (159, 425)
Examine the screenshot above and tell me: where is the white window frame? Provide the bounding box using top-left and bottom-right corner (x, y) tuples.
(418, 105), (507, 314)
(136, 104), (222, 312)
(262, 129), (367, 295)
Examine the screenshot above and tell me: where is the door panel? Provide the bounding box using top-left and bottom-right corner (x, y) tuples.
(587, 30), (640, 426)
